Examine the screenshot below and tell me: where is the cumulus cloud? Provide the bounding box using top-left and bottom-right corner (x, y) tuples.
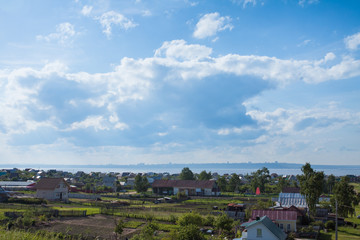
(154, 40), (212, 61)
(81, 5), (93, 16)
(36, 22), (77, 45)
(1, 39), (360, 149)
(97, 11), (138, 37)
(345, 32), (360, 51)
(193, 12), (233, 39)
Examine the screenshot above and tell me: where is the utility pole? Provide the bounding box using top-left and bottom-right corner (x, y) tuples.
(335, 199), (338, 240)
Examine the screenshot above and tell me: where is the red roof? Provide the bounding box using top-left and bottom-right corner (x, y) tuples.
(252, 210), (297, 221)
(152, 179), (216, 189)
(35, 178), (70, 190)
(282, 187), (300, 193)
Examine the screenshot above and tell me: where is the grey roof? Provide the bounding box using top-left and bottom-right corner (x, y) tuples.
(0, 181), (35, 187)
(278, 192), (307, 208)
(242, 216), (286, 240)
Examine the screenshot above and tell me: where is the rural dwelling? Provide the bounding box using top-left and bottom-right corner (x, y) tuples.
(251, 209), (297, 232)
(225, 203), (246, 221)
(238, 216), (287, 240)
(35, 178), (70, 201)
(278, 192), (307, 208)
(152, 179), (219, 196)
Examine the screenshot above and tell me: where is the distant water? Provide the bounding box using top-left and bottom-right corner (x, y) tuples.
(30, 165), (360, 176)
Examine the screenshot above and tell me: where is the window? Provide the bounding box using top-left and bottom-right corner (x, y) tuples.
(280, 224), (283, 230)
(256, 228), (262, 237)
(287, 224), (291, 231)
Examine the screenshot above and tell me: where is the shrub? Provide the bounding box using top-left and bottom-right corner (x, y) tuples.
(8, 197), (47, 205)
(325, 220), (335, 230)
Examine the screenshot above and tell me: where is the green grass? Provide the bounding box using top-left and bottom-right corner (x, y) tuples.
(123, 220), (144, 228)
(0, 228), (65, 240)
(320, 226), (360, 240)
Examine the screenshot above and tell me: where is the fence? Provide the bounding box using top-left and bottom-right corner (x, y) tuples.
(5, 209), (87, 218)
(69, 193), (101, 200)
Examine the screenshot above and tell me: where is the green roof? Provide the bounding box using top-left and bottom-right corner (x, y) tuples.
(241, 216), (286, 240)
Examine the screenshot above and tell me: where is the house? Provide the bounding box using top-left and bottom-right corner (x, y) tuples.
(238, 216), (287, 240)
(152, 179), (219, 196)
(225, 203), (246, 221)
(102, 175), (116, 191)
(251, 209), (297, 232)
(35, 178), (70, 201)
(278, 192), (307, 208)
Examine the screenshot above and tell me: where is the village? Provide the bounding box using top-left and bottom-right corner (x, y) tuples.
(0, 164), (359, 240)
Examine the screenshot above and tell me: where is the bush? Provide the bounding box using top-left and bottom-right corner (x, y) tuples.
(8, 197), (47, 205)
(325, 220), (335, 230)
(311, 220), (324, 228)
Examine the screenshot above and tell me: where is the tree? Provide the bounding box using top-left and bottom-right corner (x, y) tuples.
(177, 212), (203, 227)
(134, 174), (149, 193)
(326, 174), (336, 194)
(114, 219), (124, 237)
(298, 163), (324, 216)
(228, 173), (241, 192)
(214, 214), (234, 236)
(217, 176), (227, 192)
(170, 224), (206, 240)
(131, 222), (159, 240)
(179, 167), (195, 180)
(198, 170), (212, 180)
(277, 176), (289, 193)
(249, 167), (270, 193)
(331, 176), (359, 217)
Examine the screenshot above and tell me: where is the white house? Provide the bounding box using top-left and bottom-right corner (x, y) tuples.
(35, 178), (70, 201)
(238, 216), (287, 240)
(152, 180), (219, 196)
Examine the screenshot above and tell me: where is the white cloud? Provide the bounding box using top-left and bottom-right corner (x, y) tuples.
(298, 0), (319, 7)
(69, 115), (128, 131)
(154, 40), (212, 61)
(231, 0), (257, 8)
(345, 32), (360, 50)
(81, 5), (93, 16)
(36, 22), (77, 45)
(97, 11), (138, 38)
(142, 10), (152, 16)
(193, 12), (233, 39)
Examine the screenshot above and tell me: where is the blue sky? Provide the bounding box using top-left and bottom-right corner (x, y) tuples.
(1, 0), (360, 166)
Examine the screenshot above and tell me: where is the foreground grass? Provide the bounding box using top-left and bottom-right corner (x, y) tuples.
(320, 226), (360, 240)
(0, 228), (66, 240)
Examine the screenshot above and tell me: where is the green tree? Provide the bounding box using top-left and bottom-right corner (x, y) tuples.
(176, 224), (206, 240)
(298, 163), (324, 216)
(228, 173), (241, 192)
(217, 176), (227, 192)
(131, 222), (159, 240)
(177, 212), (203, 227)
(134, 174), (149, 193)
(198, 170), (212, 180)
(249, 167), (270, 193)
(326, 174), (336, 194)
(277, 176), (289, 193)
(331, 176), (359, 217)
(215, 214), (234, 235)
(179, 167), (195, 180)
(114, 219), (124, 236)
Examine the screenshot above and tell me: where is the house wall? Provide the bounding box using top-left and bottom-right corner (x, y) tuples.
(276, 220), (296, 232)
(245, 223), (282, 240)
(36, 181), (69, 201)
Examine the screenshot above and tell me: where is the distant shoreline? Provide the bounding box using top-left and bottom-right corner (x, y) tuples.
(2, 162), (360, 176)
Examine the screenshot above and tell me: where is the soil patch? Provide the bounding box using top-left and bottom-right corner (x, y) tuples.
(39, 214), (140, 240)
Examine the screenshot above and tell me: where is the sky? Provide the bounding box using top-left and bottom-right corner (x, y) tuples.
(1, 0), (360, 166)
